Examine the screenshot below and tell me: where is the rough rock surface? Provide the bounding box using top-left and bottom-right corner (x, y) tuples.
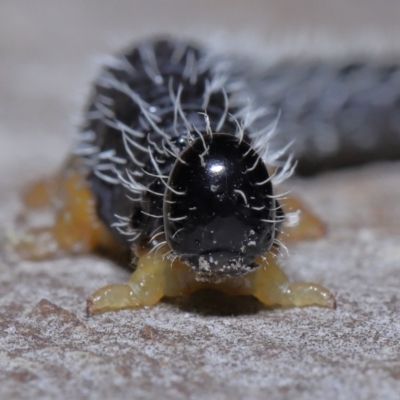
(1, 1), (400, 399)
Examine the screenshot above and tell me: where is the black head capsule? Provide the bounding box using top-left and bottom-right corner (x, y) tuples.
(164, 133), (280, 279)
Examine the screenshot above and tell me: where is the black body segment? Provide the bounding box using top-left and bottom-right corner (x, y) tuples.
(164, 134), (277, 277)
(251, 61), (400, 174)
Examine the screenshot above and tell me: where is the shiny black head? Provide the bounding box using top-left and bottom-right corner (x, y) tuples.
(164, 133), (281, 279)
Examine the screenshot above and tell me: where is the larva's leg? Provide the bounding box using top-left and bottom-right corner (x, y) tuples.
(243, 251), (336, 308)
(12, 169), (117, 260)
(281, 196), (326, 242)
(87, 245), (335, 315)
(86, 246), (203, 315)
(22, 175), (61, 209)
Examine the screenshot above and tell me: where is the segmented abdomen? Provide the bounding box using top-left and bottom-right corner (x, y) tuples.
(253, 61), (400, 174)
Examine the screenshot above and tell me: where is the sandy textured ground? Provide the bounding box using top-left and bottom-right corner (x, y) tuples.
(1, 1), (400, 399)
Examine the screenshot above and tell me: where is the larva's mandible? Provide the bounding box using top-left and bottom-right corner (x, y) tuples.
(76, 39), (291, 280)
